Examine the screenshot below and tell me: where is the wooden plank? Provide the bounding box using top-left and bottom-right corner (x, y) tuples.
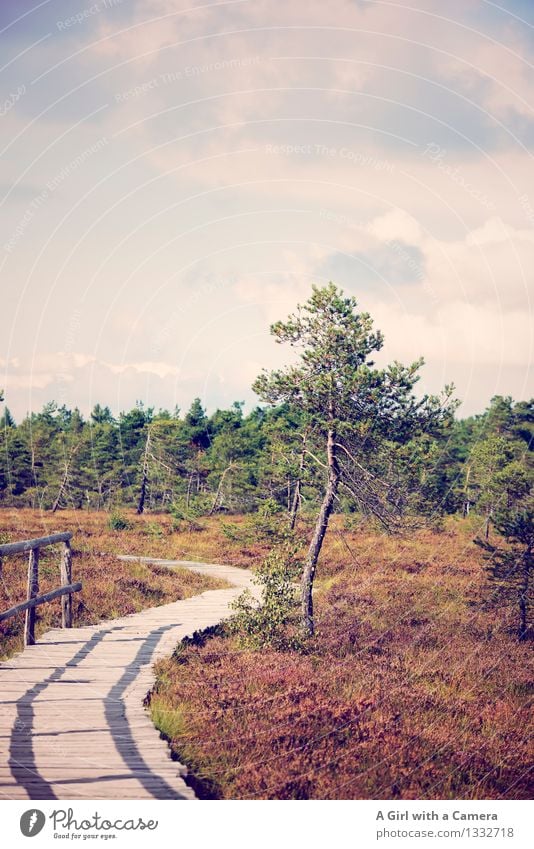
(60, 540), (73, 628)
(0, 559), (258, 800)
(24, 548), (39, 646)
(0, 532), (72, 557)
(0, 582), (82, 624)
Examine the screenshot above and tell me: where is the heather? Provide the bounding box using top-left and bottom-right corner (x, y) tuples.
(149, 518), (533, 800)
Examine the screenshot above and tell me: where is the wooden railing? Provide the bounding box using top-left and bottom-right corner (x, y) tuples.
(0, 532), (82, 646)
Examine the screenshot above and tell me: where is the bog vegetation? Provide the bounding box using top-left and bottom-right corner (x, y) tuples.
(149, 517), (533, 800)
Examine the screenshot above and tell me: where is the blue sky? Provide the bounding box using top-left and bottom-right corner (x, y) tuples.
(1, 0), (533, 420)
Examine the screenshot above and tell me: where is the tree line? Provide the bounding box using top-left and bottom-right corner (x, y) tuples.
(1, 387), (530, 520)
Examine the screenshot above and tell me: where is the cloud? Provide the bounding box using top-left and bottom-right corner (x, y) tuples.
(3, 373), (57, 391)
(319, 242), (426, 294)
(367, 209), (424, 244)
(103, 359), (180, 378)
(1, 353), (182, 401)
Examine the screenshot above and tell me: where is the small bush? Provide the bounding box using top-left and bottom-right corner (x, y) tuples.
(144, 521), (164, 537)
(151, 699), (189, 741)
(220, 522), (242, 542)
(172, 624), (226, 663)
(171, 496), (208, 532)
(222, 499), (294, 546)
(229, 541), (303, 651)
(107, 511), (132, 531)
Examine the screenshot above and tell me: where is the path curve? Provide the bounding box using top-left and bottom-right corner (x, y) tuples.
(0, 559), (256, 800)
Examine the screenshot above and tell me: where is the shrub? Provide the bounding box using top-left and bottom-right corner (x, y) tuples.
(170, 496), (209, 532)
(107, 511), (132, 531)
(220, 521), (242, 542)
(222, 498), (294, 546)
(229, 541), (303, 651)
(144, 521), (164, 537)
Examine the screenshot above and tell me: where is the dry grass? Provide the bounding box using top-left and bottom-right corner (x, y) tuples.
(0, 508), (265, 565)
(149, 516), (534, 800)
(0, 508), (228, 660)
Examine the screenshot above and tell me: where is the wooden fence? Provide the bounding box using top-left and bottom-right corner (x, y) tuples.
(0, 532), (82, 646)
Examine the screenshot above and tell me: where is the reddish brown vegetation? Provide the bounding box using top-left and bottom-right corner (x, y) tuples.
(0, 508), (226, 659)
(1, 509), (531, 798)
(150, 519), (533, 799)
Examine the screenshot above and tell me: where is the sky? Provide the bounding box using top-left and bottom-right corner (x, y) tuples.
(0, 0), (533, 421)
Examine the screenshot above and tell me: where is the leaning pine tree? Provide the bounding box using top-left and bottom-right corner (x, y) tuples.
(253, 283), (456, 636)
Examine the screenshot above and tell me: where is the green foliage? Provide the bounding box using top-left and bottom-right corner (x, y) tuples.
(253, 283), (456, 443)
(462, 398), (533, 537)
(0, 406), (15, 428)
(229, 541), (303, 651)
(467, 436), (514, 514)
(107, 511), (132, 531)
(144, 521), (165, 538)
(184, 398), (210, 450)
(0, 339), (531, 527)
(219, 522), (242, 542)
(253, 284), (458, 527)
(222, 498), (293, 545)
(475, 458), (533, 640)
(170, 495), (209, 531)
(251, 500), (292, 541)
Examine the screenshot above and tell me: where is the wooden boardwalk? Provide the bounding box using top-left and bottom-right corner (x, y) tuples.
(0, 559), (256, 800)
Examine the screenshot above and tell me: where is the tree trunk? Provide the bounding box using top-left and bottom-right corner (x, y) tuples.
(463, 467), (471, 517)
(301, 425), (339, 636)
(137, 472), (147, 515)
(289, 429), (307, 531)
(51, 443), (79, 513)
(208, 463), (234, 516)
(51, 465), (68, 513)
(136, 429), (151, 515)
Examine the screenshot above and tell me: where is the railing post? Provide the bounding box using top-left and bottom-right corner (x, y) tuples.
(24, 547), (40, 646)
(61, 540), (73, 629)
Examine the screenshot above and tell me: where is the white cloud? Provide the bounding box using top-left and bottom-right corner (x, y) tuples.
(103, 360), (181, 378)
(367, 209), (424, 244)
(4, 372), (57, 391)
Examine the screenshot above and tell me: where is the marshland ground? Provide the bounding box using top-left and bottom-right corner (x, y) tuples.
(0, 508), (531, 800)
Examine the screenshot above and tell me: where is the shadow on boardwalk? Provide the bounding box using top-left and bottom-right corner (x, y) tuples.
(0, 559), (255, 800)
(8, 624), (178, 800)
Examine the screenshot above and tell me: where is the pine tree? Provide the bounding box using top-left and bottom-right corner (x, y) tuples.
(253, 283), (456, 635)
(476, 461), (533, 640)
